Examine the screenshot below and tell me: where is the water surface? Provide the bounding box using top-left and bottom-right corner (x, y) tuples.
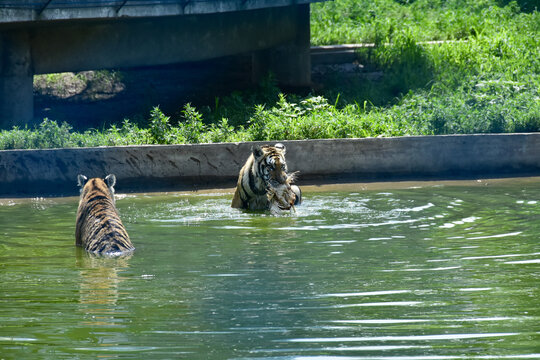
(1, 179), (539, 359)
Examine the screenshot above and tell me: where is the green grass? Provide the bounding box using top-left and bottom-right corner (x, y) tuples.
(0, 0), (538, 149)
(311, 0), (537, 45)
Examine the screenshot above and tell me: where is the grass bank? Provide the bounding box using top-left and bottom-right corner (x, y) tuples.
(1, 0), (538, 149)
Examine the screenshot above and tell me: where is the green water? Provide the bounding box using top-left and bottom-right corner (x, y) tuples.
(1, 180), (539, 359)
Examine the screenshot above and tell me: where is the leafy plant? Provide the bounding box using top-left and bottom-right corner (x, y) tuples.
(149, 106), (173, 144)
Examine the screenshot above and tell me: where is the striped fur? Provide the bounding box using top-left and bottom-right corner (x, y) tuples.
(75, 174), (134, 255)
(231, 143), (301, 212)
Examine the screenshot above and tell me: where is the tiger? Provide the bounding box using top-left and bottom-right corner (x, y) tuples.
(231, 143), (302, 213)
(75, 174), (134, 256)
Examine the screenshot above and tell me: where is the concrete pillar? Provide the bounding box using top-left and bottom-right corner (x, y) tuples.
(0, 30), (34, 128)
(252, 4), (311, 87)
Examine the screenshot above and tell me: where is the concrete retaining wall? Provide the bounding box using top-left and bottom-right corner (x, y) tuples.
(1, 134), (540, 197)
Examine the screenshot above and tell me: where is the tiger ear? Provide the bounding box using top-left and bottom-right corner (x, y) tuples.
(104, 174), (116, 189)
(77, 174), (88, 188)
(252, 145), (264, 160)
(274, 143), (286, 154)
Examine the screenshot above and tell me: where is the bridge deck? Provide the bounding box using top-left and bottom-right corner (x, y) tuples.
(1, 0), (327, 23)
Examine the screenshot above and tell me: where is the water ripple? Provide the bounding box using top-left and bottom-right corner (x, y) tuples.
(282, 332), (519, 342)
(381, 266), (461, 272)
(311, 290), (411, 298)
(250, 355), (540, 360)
(439, 216), (480, 229)
(329, 317), (527, 324)
(394, 203), (435, 212)
(276, 219), (420, 231)
(504, 259), (540, 264)
(0, 337), (37, 342)
(73, 346), (162, 352)
(466, 232), (522, 240)
(461, 252), (540, 260)
(328, 301), (424, 309)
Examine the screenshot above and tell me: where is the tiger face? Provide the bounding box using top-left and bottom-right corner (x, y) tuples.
(75, 174), (134, 256)
(231, 143), (301, 212)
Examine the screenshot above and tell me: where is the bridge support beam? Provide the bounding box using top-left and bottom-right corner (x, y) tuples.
(0, 31), (34, 127)
(252, 4), (311, 87)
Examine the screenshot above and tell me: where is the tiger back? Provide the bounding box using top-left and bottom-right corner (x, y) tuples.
(75, 174), (134, 255)
(231, 143), (301, 212)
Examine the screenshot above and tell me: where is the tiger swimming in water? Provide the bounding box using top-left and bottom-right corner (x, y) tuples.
(75, 174), (134, 255)
(231, 143), (302, 213)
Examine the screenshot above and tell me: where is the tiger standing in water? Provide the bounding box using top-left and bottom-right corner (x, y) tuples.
(231, 143), (302, 213)
(75, 174), (134, 255)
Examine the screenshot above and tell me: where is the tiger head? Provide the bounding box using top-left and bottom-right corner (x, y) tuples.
(253, 143), (299, 211)
(77, 174), (117, 205)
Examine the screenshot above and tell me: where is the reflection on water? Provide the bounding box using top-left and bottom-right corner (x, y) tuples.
(0, 179), (539, 359)
(77, 250), (131, 321)
(77, 252), (130, 304)
(75, 251), (134, 354)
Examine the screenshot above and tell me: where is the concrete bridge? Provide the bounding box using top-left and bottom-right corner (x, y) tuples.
(0, 0), (327, 128)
